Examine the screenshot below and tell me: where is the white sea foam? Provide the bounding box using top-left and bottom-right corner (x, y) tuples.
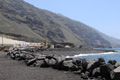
(66, 52), (118, 58)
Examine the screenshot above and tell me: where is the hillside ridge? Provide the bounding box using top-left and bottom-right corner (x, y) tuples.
(0, 0), (119, 47)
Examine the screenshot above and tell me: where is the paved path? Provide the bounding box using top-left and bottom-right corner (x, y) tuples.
(0, 52), (82, 80)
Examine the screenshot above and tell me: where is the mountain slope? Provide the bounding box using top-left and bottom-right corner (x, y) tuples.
(0, 0), (119, 47)
(99, 32), (120, 47)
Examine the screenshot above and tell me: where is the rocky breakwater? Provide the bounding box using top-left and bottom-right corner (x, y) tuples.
(6, 48), (120, 80)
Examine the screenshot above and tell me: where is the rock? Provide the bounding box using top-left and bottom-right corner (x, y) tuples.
(46, 54), (54, 59)
(62, 60), (74, 71)
(92, 67), (100, 78)
(40, 58), (50, 67)
(10, 52), (16, 59)
(48, 58), (57, 67)
(100, 63), (115, 79)
(115, 62), (120, 68)
(111, 66), (120, 80)
(72, 58), (83, 71)
(87, 61), (96, 70)
(52, 54), (66, 69)
(65, 58), (73, 61)
(108, 60), (117, 65)
(52, 60), (64, 70)
(72, 58), (82, 66)
(81, 58), (88, 73)
(34, 60), (44, 67)
(88, 58), (105, 77)
(35, 54), (46, 60)
(40, 58), (57, 68)
(16, 53), (26, 60)
(70, 64), (81, 71)
(53, 54), (66, 62)
(25, 58), (36, 66)
(87, 59), (96, 70)
(89, 58), (105, 70)
(24, 53), (35, 60)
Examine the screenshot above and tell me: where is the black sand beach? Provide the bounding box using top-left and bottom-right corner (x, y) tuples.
(42, 48), (108, 56)
(0, 48), (116, 80)
(0, 51), (83, 80)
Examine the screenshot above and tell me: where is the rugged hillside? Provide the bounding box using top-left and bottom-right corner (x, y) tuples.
(99, 32), (120, 48)
(0, 0), (118, 47)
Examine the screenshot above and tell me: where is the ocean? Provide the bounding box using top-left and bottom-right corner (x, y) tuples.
(73, 48), (120, 62)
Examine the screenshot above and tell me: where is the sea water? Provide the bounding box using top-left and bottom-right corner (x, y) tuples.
(73, 48), (120, 62)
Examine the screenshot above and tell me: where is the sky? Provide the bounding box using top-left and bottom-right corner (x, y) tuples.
(24, 0), (120, 39)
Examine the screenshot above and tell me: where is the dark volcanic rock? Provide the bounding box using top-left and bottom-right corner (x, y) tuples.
(100, 63), (115, 79)
(111, 66), (120, 80)
(6, 48), (120, 80)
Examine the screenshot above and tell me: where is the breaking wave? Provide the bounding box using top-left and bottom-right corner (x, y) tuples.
(73, 52), (116, 57)
(66, 52), (120, 62)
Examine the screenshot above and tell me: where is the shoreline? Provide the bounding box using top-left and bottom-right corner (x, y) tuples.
(72, 51), (119, 57)
(0, 48), (118, 80)
(42, 48), (116, 56)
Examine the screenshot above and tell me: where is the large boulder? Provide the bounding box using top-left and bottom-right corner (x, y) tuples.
(25, 58), (36, 66)
(70, 65), (81, 71)
(62, 60), (75, 71)
(33, 54), (46, 67)
(88, 58), (105, 71)
(10, 53), (16, 59)
(100, 63), (115, 79)
(16, 53), (27, 60)
(92, 67), (101, 78)
(53, 54), (66, 62)
(88, 58), (105, 77)
(81, 58), (88, 73)
(48, 58), (57, 67)
(52, 54), (66, 69)
(10, 51), (18, 60)
(61, 59), (82, 71)
(40, 58), (50, 67)
(35, 54), (46, 60)
(108, 60), (117, 65)
(35, 59), (44, 67)
(111, 66), (120, 80)
(86, 58), (96, 70)
(70, 58), (84, 73)
(52, 60), (64, 70)
(40, 58), (57, 68)
(115, 62), (120, 68)
(72, 58), (82, 66)
(24, 53), (35, 60)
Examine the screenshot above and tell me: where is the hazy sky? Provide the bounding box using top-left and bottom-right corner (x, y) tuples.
(24, 0), (120, 39)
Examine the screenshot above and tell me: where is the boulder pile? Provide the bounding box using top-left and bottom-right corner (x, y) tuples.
(6, 48), (120, 80)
